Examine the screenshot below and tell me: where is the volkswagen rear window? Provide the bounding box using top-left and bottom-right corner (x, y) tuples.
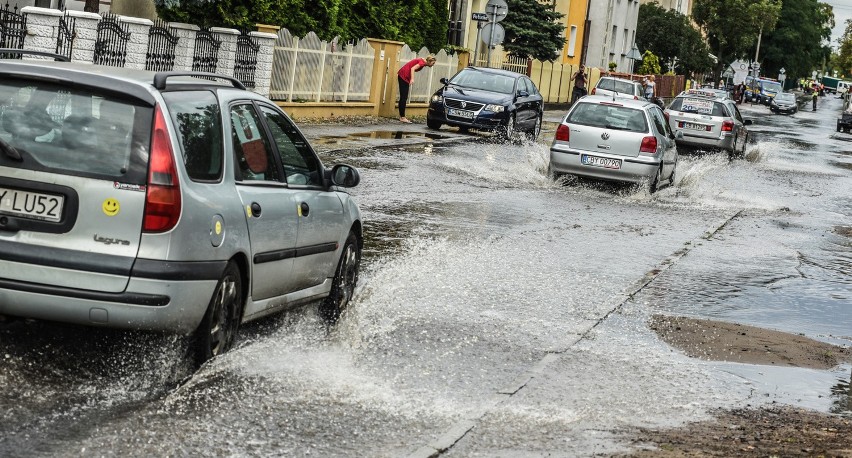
(0, 78), (151, 183)
(567, 102), (648, 132)
(597, 78), (635, 94)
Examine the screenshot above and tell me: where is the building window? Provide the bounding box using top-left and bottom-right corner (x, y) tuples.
(567, 25), (577, 57)
(35, 0), (51, 6)
(610, 26), (617, 53)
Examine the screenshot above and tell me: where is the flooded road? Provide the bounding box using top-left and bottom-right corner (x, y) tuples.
(1, 95), (850, 456)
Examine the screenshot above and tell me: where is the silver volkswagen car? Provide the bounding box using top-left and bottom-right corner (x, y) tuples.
(0, 58), (362, 362)
(549, 95), (679, 192)
(664, 88), (752, 158)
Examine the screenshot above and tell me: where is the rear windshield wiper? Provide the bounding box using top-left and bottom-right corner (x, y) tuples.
(0, 137), (22, 162)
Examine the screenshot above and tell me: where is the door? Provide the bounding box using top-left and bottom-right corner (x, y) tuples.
(258, 105), (346, 292)
(514, 77), (535, 130)
(650, 107), (677, 177)
(229, 103), (300, 301)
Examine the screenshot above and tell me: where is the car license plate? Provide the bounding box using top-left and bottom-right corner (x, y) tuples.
(581, 154), (621, 169)
(0, 186), (64, 222)
(682, 122), (707, 131)
(448, 108), (474, 119)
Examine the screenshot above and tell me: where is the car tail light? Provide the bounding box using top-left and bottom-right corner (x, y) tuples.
(591, 87), (596, 95)
(144, 104), (181, 232)
(640, 136), (657, 154)
(721, 120), (734, 132)
(555, 124), (570, 142)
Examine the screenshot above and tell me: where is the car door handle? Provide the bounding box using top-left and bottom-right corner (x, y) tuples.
(250, 202), (261, 217)
(299, 202), (310, 217)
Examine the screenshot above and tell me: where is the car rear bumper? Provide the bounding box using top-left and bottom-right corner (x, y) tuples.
(549, 147), (660, 183)
(675, 133), (735, 151)
(0, 275), (219, 334)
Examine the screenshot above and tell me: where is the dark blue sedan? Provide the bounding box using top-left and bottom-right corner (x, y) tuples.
(426, 67), (544, 140)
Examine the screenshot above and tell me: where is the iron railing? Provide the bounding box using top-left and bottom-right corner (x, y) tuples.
(192, 28), (221, 74)
(146, 19), (178, 71)
(0, 3), (26, 59)
(55, 11), (76, 61)
(93, 12), (130, 67)
(234, 30), (259, 88)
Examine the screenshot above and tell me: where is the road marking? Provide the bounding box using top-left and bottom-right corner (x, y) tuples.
(404, 209), (745, 457)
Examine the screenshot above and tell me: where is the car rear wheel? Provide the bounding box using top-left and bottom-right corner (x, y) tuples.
(319, 231), (360, 324)
(649, 165), (662, 193)
(195, 261), (242, 363)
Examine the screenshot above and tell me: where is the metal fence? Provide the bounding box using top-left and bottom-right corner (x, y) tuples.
(234, 30), (260, 88)
(270, 30), (374, 103)
(0, 3), (26, 59)
(55, 11), (76, 61)
(93, 12), (130, 67)
(146, 19), (178, 71)
(192, 28), (220, 74)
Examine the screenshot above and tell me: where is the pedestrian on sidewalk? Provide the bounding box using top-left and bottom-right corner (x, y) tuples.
(812, 90), (818, 111)
(398, 55), (436, 123)
(570, 64), (588, 105)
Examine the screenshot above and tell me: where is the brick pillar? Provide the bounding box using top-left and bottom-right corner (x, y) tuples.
(250, 31), (277, 97)
(118, 16), (153, 70)
(210, 27), (239, 77)
(65, 10), (102, 63)
(168, 22), (199, 72)
(20, 7), (62, 58)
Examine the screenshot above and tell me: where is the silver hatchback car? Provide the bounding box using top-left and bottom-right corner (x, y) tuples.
(549, 95), (679, 192)
(0, 58), (362, 362)
(664, 88), (752, 158)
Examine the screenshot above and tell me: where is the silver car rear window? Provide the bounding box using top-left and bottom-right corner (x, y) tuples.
(668, 97), (728, 116)
(0, 79), (151, 182)
(596, 78), (635, 94)
(567, 102), (648, 132)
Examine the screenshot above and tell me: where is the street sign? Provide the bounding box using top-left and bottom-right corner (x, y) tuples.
(485, 0), (508, 23)
(481, 22), (505, 47)
(472, 12), (488, 21)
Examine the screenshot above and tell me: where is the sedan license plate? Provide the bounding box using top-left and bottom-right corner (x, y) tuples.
(681, 121), (708, 131)
(448, 108), (474, 119)
(0, 186), (64, 222)
(581, 154), (621, 170)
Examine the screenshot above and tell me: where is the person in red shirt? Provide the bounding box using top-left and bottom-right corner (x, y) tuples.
(398, 55), (436, 123)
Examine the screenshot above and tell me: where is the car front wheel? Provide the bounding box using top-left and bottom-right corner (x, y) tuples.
(319, 231), (360, 324)
(526, 114), (542, 141)
(501, 114), (516, 141)
(427, 118), (442, 130)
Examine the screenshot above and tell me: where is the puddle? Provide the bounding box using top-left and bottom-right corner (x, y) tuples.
(314, 130), (454, 145)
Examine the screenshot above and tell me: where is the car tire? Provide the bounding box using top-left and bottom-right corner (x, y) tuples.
(319, 231), (360, 324)
(668, 160), (677, 186)
(501, 114), (516, 141)
(526, 114), (542, 141)
(649, 165), (662, 193)
(427, 118), (442, 130)
(194, 260), (242, 364)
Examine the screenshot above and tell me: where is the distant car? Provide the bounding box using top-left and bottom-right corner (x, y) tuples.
(0, 56), (363, 363)
(770, 92), (798, 114)
(426, 66), (543, 140)
(744, 77), (782, 105)
(591, 76), (644, 101)
(664, 88), (752, 158)
(549, 95), (679, 193)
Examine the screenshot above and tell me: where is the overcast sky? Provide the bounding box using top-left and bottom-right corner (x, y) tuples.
(823, 0), (852, 49)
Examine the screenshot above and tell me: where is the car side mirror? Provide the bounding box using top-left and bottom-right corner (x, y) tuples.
(440, 77), (449, 85)
(329, 164), (360, 188)
(743, 119), (753, 126)
(517, 90), (529, 97)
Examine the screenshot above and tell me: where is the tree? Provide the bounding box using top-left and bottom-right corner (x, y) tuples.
(501, 0), (565, 61)
(692, 0), (781, 82)
(835, 19), (852, 78)
(637, 50), (661, 75)
(760, 0), (834, 84)
(636, 2), (713, 76)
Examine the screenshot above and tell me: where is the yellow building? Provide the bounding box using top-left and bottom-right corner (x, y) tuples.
(554, 0), (589, 66)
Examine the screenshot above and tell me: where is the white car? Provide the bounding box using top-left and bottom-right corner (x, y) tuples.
(591, 76), (644, 101)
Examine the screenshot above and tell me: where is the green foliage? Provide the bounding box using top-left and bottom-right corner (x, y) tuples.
(692, 0), (781, 80)
(501, 0), (565, 61)
(761, 0), (834, 82)
(636, 2), (713, 75)
(608, 61), (617, 71)
(637, 51), (661, 75)
(835, 19), (852, 78)
(154, 0), (448, 52)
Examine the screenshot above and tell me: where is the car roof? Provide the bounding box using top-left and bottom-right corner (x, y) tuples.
(0, 60), (238, 105)
(579, 95), (655, 109)
(465, 66), (525, 78)
(676, 89), (728, 102)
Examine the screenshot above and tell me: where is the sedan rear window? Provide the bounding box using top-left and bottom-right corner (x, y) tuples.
(596, 78), (636, 95)
(668, 97), (728, 116)
(0, 79), (151, 182)
(567, 102), (648, 132)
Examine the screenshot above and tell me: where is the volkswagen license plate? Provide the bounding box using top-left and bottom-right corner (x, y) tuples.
(448, 108), (474, 119)
(681, 121), (707, 131)
(0, 186), (64, 222)
(581, 154), (621, 169)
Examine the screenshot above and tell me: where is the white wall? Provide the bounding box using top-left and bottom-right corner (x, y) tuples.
(586, 0), (640, 72)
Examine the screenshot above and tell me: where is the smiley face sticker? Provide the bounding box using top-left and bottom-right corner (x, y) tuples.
(102, 198), (120, 216)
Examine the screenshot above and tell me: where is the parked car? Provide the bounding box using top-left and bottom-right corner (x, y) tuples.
(590, 76), (644, 101)
(426, 66), (543, 140)
(0, 55), (363, 363)
(769, 92), (798, 114)
(549, 95), (679, 193)
(664, 88), (752, 158)
(743, 76), (782, 105)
